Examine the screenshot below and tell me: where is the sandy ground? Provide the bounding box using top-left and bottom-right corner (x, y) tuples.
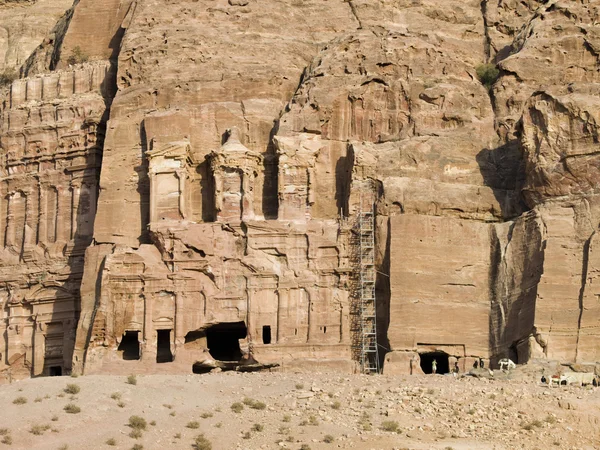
(0, 367), (599, 450)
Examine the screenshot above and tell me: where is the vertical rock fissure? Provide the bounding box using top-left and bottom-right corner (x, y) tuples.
(376, 215), (392, 369)
(345, 0), (362, 30)
(488, 225), (503, 360)
(575, 233), (593, 362)
(79, 252), (107, 374)
(480, 0), (492, 63)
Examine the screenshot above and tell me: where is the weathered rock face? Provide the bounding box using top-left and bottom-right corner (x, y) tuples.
(521, 87), (600, 206)
(493, 1), (600, 143)
(0, 61), (112, 380)
(0, 0), (599, 379)
(484, 0), (546, 61)
(0, 0), (72, 73)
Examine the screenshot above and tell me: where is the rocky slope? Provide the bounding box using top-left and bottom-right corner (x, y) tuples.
(0, 0), (599, 381)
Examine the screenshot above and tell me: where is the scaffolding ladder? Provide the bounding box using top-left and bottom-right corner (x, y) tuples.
(358, 202), (379, 374)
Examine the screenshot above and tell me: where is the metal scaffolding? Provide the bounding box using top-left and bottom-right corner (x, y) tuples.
(358, 201), (379, 374)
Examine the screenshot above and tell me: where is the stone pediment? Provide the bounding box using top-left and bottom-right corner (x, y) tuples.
(26, 285), (74, 304)
(209, 127), (262, 172)
(147, 140), (192, 173)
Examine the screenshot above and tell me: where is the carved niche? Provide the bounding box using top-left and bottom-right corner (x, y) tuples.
(147, 140), (192, 225)
(208, 128), (262, 223)
(274, 134), (321, 221)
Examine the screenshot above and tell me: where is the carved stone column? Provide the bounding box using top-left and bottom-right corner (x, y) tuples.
(306, 288), (315, 344)
(37, 183), (47, 245)
(24, 188), (36, 246)
(176, 169), (187, 220)
(307, 167), (316, 206)
(70, 181), (82, 240)
(213, 171), (223, 215)
(142, 293), (152, 361)
(5, 193), (15, 247)
(32, 320), (45, 377)
(174, 289), (185, 350)
(247, 288), (255, 344)
(276, 288), (287, 343)
(148, 169), (157, 224)
(56, 186), (69, 242)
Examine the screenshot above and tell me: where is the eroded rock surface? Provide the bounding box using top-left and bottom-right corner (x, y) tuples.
(0, 0), (599, 380)
(0, 61), (112, 380)
(0, 0), (72, 73)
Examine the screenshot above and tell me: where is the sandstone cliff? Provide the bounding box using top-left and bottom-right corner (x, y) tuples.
(0, 0), (72, 73)
(0, 0), (599, 380)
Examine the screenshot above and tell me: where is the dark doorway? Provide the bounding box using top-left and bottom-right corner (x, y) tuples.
(206, 322), (247, 361)
(118, 331), (140, 360)
(156, 330), (173, 363)
(419, 352), (450, 374)
(262, 326), (271, 344)
(49, 366), (62, 376)
(508, 343), (518, 364)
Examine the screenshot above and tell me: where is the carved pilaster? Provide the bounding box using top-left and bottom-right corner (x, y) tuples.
(70, 181), (82, 241)
(32, 320), (44, 377)
(5, 193), (15, 248)
(306, 288), (314, 343)
(56, 186), (70, 243)
(142, 293), (152, 361)
(37, 182), (46, 245)
(176, 169), (187, 220)
(24, 188), (36, 246)
(277, 288), (287, 343)
(174, 291), (185, 348)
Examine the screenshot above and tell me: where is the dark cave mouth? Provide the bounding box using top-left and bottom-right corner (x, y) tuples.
(420, 351), (450, 374)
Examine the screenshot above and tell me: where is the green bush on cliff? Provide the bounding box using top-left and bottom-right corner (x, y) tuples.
(476, 63), (499, 89)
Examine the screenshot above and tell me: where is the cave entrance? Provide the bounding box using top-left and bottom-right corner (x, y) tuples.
(206, 321), (247, 361)
(118, 331), (140, 360)
(419, 351), (450, 374)
(49, 366), (62, 377)
(156, 329), (173, 363)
